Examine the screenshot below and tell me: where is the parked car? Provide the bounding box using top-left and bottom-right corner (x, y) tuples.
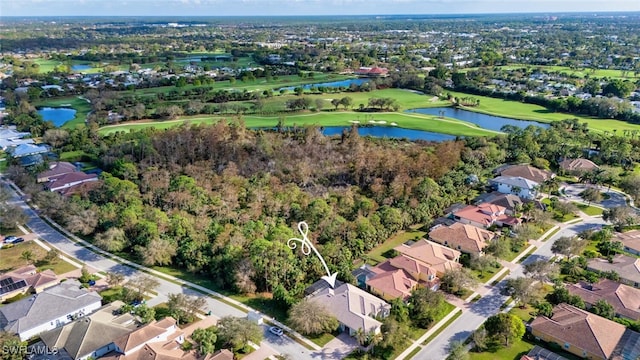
(12, 238), (24, 244)
(3, 236), (17, 243)
(269, 326), (284, 336)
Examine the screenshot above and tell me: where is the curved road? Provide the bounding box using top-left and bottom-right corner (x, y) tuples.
(412, 217), (607, 360)
(2, 180), (320, 360)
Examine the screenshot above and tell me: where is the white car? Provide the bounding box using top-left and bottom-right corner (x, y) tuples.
(269, 326), (284, 336)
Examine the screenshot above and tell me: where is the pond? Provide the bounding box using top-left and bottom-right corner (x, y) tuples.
(278, 78), (369, 92)
(406, 107), (549, 132)
(321, 126), (456, 142)
(38, 107), (77, 127)
(71, 64), (92, 71)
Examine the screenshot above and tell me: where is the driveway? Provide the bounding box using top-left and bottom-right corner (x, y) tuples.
(561, 183), (628, 209)
(313, 333), (360, 360)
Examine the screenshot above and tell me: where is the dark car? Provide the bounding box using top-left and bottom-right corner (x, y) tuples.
(12, 238), (24, 244)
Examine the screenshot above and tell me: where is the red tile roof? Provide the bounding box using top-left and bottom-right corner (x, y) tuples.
(429, 222), (495, 254)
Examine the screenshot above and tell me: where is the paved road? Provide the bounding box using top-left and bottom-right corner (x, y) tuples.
(412, 217), (607, 360)
(2, 180), (319, 360)
(562, 183), (628, 209)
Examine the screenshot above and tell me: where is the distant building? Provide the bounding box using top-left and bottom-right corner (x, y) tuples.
(6, 143), (49, 158)
(452, 203), (521, 229)
(354, 67), (389, 78)
(45, 172), (99, 193)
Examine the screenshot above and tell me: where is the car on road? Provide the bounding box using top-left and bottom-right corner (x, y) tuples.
(269, 326), (284, 336)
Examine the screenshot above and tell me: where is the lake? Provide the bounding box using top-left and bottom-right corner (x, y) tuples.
(279, 78), (369, 92)
(71, 64), (92, 71)
(407, 107), (549, 132)
(321, 126), (456, 142)
(38, 108), (77, 127)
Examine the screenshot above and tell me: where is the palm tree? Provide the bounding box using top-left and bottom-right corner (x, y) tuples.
(20, 250), (35, 265)
(355, 328), (368, 346)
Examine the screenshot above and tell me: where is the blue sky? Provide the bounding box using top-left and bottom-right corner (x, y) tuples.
(2, 0), (639, 17)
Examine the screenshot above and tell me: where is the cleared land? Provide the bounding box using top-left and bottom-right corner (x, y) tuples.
(0, 241), (77, 275)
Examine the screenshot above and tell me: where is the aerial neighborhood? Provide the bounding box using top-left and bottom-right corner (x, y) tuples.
(2, 6), (640, 360)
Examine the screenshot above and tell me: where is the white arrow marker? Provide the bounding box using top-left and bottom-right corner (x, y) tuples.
(288, 221), (338, 288)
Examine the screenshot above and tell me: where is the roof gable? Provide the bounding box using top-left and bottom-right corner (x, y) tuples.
(531, 303), (627, 358)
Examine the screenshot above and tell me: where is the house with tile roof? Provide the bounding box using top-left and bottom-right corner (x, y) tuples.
(499, 164), (554, 184)
(490, 176), (540, 200)
(45, 172), (99, 193)
(519, 345), (568, 360)
(0, 265), (58, 301)
(428, 222), (496, 255)
(37, 161), (79, 183)
(308, 283), (390, 336)
(567, 279), (640, 321)
(366, 267), (417, 301)
(7, 143), (49, 158)
(587, 255), (640, 288)
(110, 317), (181, 357)
(559, 158), (599, 175)
(0, 279), (102, 341)
(530, 303), (640, 360)
(613, 230), (640, 256)
(452, 203), (521, 229)
(393, 239), (462, 276)
(40, 301), (138, 360)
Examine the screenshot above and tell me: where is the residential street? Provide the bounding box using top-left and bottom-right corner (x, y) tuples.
(1, 179), (321, 360)
(411, 216), (607, 360)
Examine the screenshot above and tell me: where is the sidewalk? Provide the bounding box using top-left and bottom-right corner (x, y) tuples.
(4, 179), (322, 353)
(395, 307), (462, 360)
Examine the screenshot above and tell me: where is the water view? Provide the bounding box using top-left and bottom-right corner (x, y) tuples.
(407, 107), (549, 132)
(321, 126), (457, 142)
(279, 78), (368, 91)
(71, 64), (92, 71)
(38, 107), (77, 127)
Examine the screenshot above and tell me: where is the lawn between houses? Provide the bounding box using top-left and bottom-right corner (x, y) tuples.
(0, 240), (78, 275)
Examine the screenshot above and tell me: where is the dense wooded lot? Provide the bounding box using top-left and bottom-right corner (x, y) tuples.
(28, 122), (481, 303)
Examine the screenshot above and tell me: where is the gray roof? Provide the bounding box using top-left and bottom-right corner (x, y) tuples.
(0, 128), (30, 140)
(8, 143), (49, 158)
(490, 175), (539, 190)
(0, 280), (102, 337)
(308, 283), (389, 333)
(40, 301), (137, 360)
(587, 255), (640, 285)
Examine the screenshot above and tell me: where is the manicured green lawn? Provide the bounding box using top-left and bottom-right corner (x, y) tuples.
(365, 229), (427, 264)
(469, 339), (533, 360)
(0, 241), (77, 275)
(99, 110), (498, 137)
(509, 305), (536, 323)
(307, 332), (336, 347)
(472, 264), (503, 283)
(462, 64), (640, 80)
(575, 203), (604, 216)
(445, 90), (640, 133)
(35, 96), (92, 128)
